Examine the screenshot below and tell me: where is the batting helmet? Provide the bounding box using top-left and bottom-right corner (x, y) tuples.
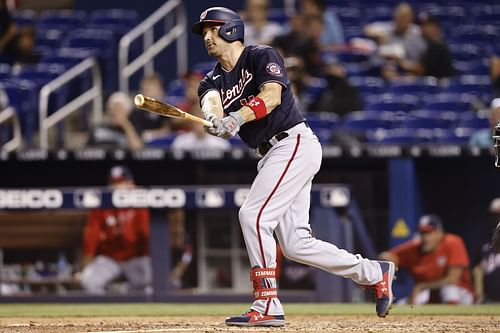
(192, 7), (244, 43)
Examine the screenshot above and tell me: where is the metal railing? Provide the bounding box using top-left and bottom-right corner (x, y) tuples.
(39, 57), (103, 150)
(0, 107), (22, 153)
(119, 0), (187, 93)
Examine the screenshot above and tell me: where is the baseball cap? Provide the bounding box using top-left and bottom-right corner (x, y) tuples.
(418, 214), (443, 233)
(108, 165), (134, 183)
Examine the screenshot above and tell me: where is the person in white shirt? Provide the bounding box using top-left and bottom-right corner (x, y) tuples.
(243, 0), (283, 46)
(171, 116), (231, 152)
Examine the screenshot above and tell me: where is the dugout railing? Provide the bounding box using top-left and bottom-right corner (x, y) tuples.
(0, 106), (22, 153)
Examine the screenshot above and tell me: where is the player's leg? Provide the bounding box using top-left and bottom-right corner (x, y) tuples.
(81, 255), (122, 294)
(275, 179), (382, 284)
(122, 256), (152, 291)
(440, 285), (474, 304)
(273, 143), (394, 317)
(228, 128), (320, 326)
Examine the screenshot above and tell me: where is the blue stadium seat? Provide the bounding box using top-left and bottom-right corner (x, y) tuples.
(449, 43), (483, 62)
(349, 76), (385, 97)
(306, 112), (339, 130)
(434, 127), (475, 144)
(192, 61), (217, 75)
(89, 9), (139, 37)
(65, 29), (117, 91)
(39, 10), (86, 31)
(304, 78), (328, 100)
(323, 50), (370, 63)
(342, 111), (393, 130)
(454, 59), (490, 75)
(452, 32), (498, 46)
(458, 114), (489, 129)
(267, 8), (288, 25)
(365, 94), (420, 112)
(13, 10), (37, 27)
(422, 99), (472, 113)
(401, 117), (449, 130)
(36, 29), (64, 48)
(166, 79), (186, 97)
(367, 128), (418, 145)
(0, 63), (10, 80)
(472, 13), (500, 25)
(1, 79), (38, 144)
(387, 78), (439, 97)
(145, 133), (177, 148)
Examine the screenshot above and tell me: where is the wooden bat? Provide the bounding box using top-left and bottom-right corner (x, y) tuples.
(134, 94), (213, 127)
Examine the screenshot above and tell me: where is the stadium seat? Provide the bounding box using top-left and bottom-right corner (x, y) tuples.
(454, 59), (490, 75)
(304, 78), (328, 100)
(365, 94), (420, 113)
(89, 9), (139, 37)
(39, 10), (86, 31)
(1, 79), (38, 144)
(387, 78), (439, 97)
(367, 128), (418, 145)
(342, 111), (393, 130)
(13, 10), (37, 27)
(422, 100), (472, 114)
(306, 112), (339, 130)
(36, 29), (64, 49)
(349, 76), (385, 96)
(166, 79), (186, 97)
(458, 114), (490, 129)
(449, 43), (483, 62)
(434, 127), (475, 144)
(267, 8), (288, 25)
(145, 133), (177, 148)
(0, 63), (10, 81)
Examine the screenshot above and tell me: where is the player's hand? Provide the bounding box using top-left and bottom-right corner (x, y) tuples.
(204, 113), (225, 137)
(221, 112), (245, 138)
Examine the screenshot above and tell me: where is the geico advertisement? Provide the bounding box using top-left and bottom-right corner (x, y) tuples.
(112, 188), (186, 208)
(0, 190), (63, 209)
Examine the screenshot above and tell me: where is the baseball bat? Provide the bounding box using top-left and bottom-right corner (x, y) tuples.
(134, 94), (213, 127)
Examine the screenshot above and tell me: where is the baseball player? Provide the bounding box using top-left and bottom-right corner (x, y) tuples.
(78, 165), (152, 294)
(192, 7), (395, 327)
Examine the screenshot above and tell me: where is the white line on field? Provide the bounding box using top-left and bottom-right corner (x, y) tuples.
(79, 329), (197, 333)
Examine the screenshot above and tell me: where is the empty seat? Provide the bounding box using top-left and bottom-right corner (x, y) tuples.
(13, 10), (37, 27)
(366, 94), (420, 112)
(306, 112), (339, 130)
(36, 29), (64, 48)
(267, 8), (288, 25)
(342, 111), (392, 130)
(166, 79), (186, 97)
(0, 63), (10, 80)
(387, 78), (439, 97)
(89, 9), (139, 37)
(367, 128), (418, 145)
(458, 114), (490, 129)
(145, 133), (177, 148)
(39, 10), (86, 31)
(349, 76), (385, 96)
(435, 127), (475, 144)
(1, 79), (38, 144)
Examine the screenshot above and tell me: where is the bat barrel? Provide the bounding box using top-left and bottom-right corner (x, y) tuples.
(134, 94), (145, 107)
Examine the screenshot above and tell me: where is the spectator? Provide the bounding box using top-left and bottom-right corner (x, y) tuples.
(272, 15), (323, 77)
(0, 0), (17, 61)
(469, 98), (500, 147)
(472, 198), (500, 303)
(300, 0), (345, 49)
(379, 214), (474, 304)
(88, 92), (144, 151)
(492, 54), (500, 99)
(130, 74), (172, 142)
(78, 165), (151, 294)
(243, 0), (283, 46)
(396, 15), (454, 79)
(365, 3), (426, 79)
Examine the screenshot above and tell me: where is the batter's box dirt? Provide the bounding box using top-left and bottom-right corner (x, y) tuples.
(1, 315), (499, 333)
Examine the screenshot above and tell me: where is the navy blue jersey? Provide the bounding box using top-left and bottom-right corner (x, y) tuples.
(198, 45), (305, 149)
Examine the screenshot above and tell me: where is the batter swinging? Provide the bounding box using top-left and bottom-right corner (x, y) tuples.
(192, 7), (396, 327)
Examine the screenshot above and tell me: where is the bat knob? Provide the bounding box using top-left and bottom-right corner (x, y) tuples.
(134, 94), (145, 106)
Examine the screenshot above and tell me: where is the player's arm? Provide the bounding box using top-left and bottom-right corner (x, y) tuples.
(201, 90), (224, 119)
(236, 82), (282, 123)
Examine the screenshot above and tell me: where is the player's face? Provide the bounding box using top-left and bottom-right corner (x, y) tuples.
(202, 24), (227, 57)
(420, 229), (442, 253)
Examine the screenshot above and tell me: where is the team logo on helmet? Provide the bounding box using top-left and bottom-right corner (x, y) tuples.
(200, 10), (208, 20)
(266, 62), (283, 77)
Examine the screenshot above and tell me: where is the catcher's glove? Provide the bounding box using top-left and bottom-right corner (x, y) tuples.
(493, 221), (500, 253)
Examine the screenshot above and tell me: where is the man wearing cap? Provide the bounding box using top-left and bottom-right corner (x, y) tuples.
(380, 214), (474, 304)
(78, 165), (152, 294)
(472, 199), (500, 302)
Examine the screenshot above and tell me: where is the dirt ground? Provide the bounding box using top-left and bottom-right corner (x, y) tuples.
(0, 315), (499, 333)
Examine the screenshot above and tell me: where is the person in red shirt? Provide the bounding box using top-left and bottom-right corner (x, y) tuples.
(79, 165), (151, 294)
(380, 214), (474, 304)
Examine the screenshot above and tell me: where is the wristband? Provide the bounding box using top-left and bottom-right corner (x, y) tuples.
(247, 97), (267, 120)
